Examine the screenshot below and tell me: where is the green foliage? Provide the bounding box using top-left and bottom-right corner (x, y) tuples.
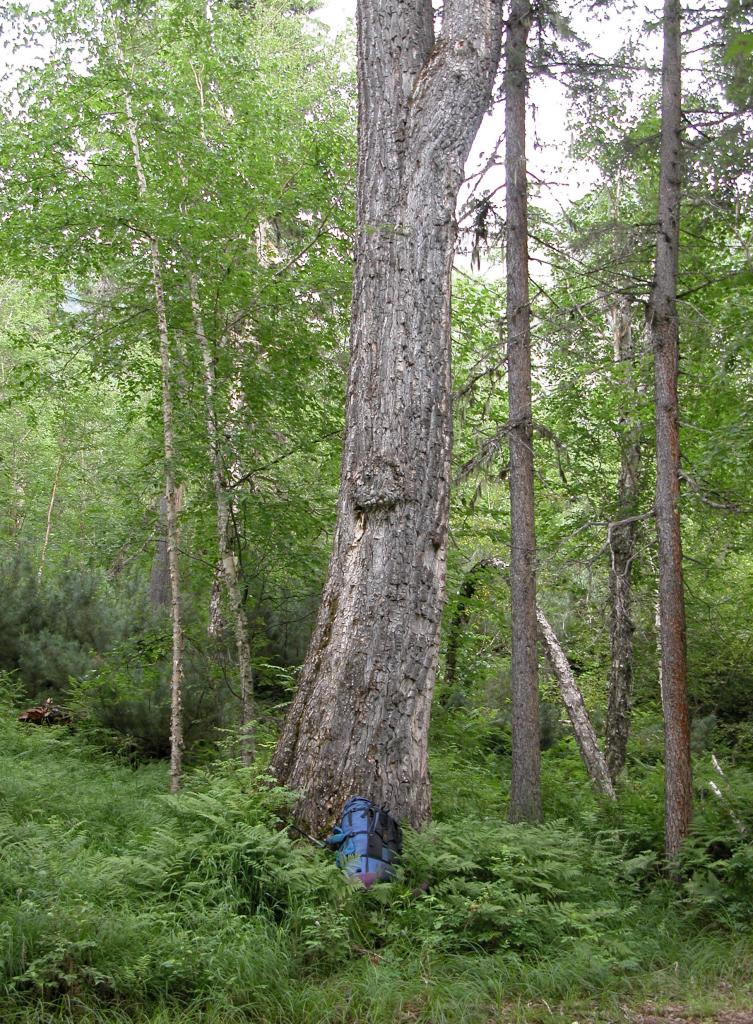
(386, 820), (631, 955)
(0, 555), (129, 696)
(2, 710), (752, 1023)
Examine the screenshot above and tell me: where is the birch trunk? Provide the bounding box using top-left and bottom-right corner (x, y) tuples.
(505, 0), (541, 824)
(272, 0), (504, 834)
(190, 275), (255, 764)
(536, 608), (616, 800)
(121, 73), (185, 794)
(447, 559), (614, 798)
(605, 298), (642, 782)
(38, 452), (64, 580)
(647, 0), (692, 858)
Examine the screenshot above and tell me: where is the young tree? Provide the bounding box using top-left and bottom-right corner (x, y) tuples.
(505, 0), (541, 823)
(649, 0), (692, 858)
(118, 46), (186, 791)
(271, 0), (504, 832)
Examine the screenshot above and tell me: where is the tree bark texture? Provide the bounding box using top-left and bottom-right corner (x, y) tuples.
(190, 275), (255, 765)
(647, 0), (692, 859)
(121, 76), (185, 794)
(271, 0), (504, 834)
(605, 298), (643, 782)
(535, 607), (616, 800)
(505, 0), (541, 824)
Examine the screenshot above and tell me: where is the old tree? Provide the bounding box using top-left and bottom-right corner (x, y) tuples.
(271, 0), (504, 831)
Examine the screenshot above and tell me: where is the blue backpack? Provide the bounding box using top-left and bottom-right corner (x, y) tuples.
(325, 796), (402, 887)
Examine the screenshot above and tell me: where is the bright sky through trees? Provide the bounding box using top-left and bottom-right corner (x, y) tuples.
(315, 0), (663, 224)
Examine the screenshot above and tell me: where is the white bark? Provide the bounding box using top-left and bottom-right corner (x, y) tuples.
(38, 452), (64, 580)
(120, 63), (185, 793)
(190, 275), (254, 764)
(536, 607), (616, 800)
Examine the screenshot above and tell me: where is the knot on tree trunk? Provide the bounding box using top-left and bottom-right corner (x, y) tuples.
(352, 457), (406, 512)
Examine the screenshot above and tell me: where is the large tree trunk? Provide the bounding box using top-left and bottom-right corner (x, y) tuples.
(505, 0), (541, 824)
(121, 71), (185, 794)
(647, 0), (692, 859)
(605, 297), (642, 782)
(271, 0), (504, 834)
(190, 275), (255, 765)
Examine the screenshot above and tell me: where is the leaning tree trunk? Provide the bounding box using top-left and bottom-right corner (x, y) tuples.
(605, 297), (643, 782)
(536, 608), (616, 800)
(505, 0), (541, 824)
(121, 69), (185, 794)
(446, 558), (614, 798)
(190, 275), (255, 765)
(648, 0), (692, 859)
(271, 0), (504, 834)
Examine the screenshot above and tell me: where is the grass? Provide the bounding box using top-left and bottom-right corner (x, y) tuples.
(1, 690), (752, 1024)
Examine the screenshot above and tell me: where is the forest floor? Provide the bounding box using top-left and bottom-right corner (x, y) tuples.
(2, 687), (753, 1024)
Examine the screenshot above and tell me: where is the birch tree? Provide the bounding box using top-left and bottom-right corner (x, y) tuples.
(120, 60), (186, 793)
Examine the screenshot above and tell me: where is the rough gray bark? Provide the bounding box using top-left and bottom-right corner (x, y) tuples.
(271, 0), (504, 834)
(536, 607), (616, 800)
(647, 0), (692, 859)
(190, 275), (255, 764)
(121, 72), (185, 794)
(505, 0), (541, 824)
(605, 298), (643, 782)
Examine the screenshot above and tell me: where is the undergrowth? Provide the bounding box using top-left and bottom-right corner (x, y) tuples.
(1, 681), (752, 1024)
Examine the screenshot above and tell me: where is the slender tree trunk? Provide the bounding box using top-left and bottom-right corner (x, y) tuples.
(149, 494), (171, 607)
(605, 298), (643, 782)
(446, 558), (614, 798)
(647, 0), (692, 859)
(536, 607), (616, 800)
(272, 0), (504, 834)
(190, 275), (255, 764)
(38, 452), (64, 580)
(505, 0), (541, 824)
(121, 75), (185, 794)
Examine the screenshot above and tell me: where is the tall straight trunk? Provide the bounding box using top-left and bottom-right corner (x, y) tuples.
(189, 275), (255, 764)
(505, 0), (541, 824)
(121, 76), (185, 794)
(605, 298), (642, 782)
(647, 0), (692, 859)
(272, 0), (504, 834)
